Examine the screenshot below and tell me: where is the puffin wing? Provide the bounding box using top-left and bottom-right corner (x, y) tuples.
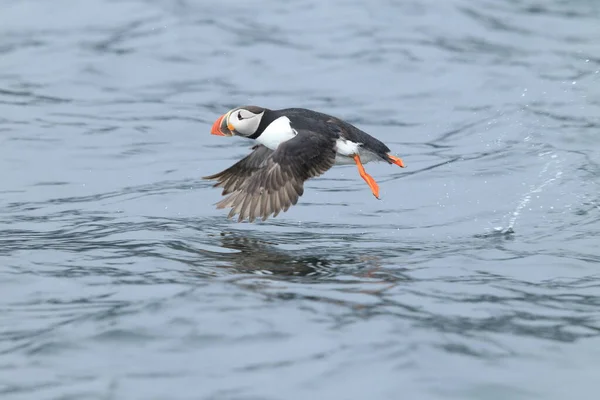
(203, 144), (274, 195)
(214, 129), (337, 222)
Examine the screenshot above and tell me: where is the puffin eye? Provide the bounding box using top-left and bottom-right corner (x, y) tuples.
(237, 111), (244, 120)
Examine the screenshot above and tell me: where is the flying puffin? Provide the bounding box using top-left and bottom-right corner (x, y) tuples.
(203, 106), (406, 222)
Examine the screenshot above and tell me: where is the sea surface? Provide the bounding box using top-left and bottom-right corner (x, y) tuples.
(1, 0), (599, 399)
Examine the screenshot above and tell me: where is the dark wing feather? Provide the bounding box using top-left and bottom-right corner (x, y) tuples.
(213, 129), (337, 222)
(203, 144), (273, 195)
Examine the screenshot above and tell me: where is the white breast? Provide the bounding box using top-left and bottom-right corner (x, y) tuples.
(255, 116), (297, 150)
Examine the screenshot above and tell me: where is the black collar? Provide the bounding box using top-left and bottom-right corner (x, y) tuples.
(248, 109), (279, 139)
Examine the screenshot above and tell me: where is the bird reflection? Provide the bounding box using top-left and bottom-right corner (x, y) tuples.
(210, 231), (385, 279)
(213, 232), (334, 276)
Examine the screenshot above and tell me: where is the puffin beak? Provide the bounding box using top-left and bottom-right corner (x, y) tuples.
(210, 111), (233, 136)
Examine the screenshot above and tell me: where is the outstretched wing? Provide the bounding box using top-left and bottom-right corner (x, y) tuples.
(203, 144), (274, 195)
(214, 130), (337, 222)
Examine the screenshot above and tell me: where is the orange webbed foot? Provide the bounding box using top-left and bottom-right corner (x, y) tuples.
(353, 154), (380, 199)
(388, 154), (406, 168)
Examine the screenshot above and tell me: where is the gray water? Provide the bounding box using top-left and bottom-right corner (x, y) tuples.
(1, 0), (600, 399)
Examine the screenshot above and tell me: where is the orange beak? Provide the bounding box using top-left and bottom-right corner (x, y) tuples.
(210, 111), (233, 136)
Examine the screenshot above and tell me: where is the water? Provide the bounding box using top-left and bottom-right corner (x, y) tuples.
(1, 0), (599, 398)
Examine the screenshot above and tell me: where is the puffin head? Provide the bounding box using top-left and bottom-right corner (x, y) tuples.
(210, 106), (266, 137)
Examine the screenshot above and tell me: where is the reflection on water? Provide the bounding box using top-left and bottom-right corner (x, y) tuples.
(1, 0), (600, 398)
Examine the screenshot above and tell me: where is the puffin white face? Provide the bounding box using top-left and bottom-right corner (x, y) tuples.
(227, 107), (264, 137)
(210, 106), (266, 137)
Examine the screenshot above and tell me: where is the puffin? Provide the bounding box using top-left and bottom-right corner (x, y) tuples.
(203, 106), (406, 222)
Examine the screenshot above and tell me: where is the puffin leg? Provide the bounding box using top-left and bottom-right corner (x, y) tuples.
(387, 154), (406, 168)
(353, 154), (380, 199)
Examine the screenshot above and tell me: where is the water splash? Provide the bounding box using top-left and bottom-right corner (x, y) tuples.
(501, 149), (563, 234)
(506, 152), (562, 231)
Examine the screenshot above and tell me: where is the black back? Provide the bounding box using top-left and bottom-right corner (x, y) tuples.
(270, 107), (391, 157)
